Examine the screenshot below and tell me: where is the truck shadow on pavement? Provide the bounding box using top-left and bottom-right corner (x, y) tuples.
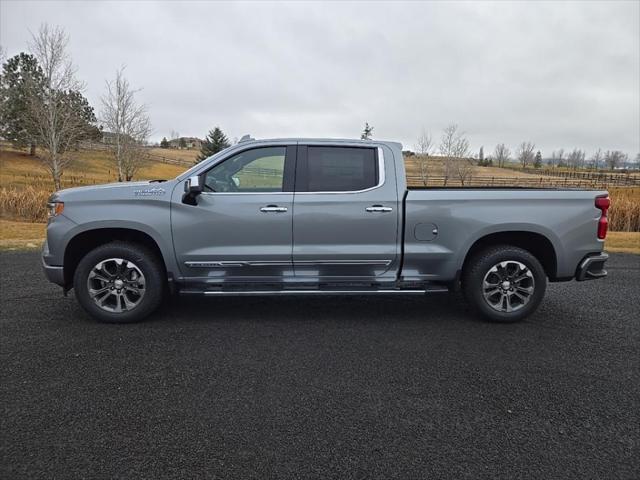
(157, 292), (480, 327)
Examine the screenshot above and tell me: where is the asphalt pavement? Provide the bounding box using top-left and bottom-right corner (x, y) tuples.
(1, 250), (639, 479)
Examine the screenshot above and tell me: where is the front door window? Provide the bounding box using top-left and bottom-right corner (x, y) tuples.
(204, 147), (286, 193)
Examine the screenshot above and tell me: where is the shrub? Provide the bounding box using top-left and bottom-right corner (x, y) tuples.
(0, 187), (51, 222)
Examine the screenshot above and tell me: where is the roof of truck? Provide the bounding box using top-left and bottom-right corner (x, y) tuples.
(238, 135), (402, 149)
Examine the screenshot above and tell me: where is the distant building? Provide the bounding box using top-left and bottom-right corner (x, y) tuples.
(169, 137), (203, 149)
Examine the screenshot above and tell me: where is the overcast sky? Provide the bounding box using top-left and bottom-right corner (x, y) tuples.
(1, 0), (639, 156)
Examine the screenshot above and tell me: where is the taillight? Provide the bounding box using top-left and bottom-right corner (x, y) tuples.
(595, 195), (610, 240)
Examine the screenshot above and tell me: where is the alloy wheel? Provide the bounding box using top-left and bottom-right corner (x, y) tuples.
(87, 258), (146, 313)
(482, 260), (535, 313)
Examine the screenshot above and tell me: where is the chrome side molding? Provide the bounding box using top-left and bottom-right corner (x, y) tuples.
(185, 259), (393, 268)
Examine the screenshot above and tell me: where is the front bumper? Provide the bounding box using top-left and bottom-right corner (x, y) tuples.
(41, 241), (65, 286)
(575, 252), (608, 281)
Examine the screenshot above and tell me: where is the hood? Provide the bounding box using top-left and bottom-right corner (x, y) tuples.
(51, 180), (174, 202)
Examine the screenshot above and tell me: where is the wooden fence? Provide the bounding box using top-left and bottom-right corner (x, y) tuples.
(518, 168), (640, 186)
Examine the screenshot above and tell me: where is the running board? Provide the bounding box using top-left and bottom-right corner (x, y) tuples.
(179, 287), (449, 296)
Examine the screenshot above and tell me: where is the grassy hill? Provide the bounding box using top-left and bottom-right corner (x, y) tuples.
(0, 145), (190, 189)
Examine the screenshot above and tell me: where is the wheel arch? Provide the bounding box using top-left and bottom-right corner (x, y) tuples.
(461, 230), (559, 280)
(63, 227), (168, 287)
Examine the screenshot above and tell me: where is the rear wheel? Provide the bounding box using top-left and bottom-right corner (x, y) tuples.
(73, 241), (165, 323)
(462, 245), (547, 322)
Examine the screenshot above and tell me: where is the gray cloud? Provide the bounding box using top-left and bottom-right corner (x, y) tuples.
(1, 0), (638, 156)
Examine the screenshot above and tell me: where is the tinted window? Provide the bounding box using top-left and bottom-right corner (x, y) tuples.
(305, 147), (378, 192)
(204, 147), (286, 192)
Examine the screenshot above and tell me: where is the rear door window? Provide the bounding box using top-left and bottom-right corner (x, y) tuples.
(299, 147), (378, 192)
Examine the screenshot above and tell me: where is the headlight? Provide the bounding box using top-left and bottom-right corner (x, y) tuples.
(47, 201), (64, 218)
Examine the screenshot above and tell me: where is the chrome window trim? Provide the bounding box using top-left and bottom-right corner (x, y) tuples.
(200, 191), (293, 196)
(296, 146), (385, 195)
(193, 145), (385, 196)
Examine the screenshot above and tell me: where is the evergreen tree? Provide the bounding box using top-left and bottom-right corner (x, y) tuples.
(478, 146), (484, 165)
(360, 122), (374, 140)
(534, 150), (542, 168)
(0, 53), (45, 155)
(160, 137), (169, 148)
(197, 126), (230, 162)
(178, 137), (187, 149)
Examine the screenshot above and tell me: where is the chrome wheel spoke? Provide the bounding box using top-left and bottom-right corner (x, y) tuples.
(89, 286), (111, 296)
(124, 285), (142, 295)
(483, 279), (500, 289)
(484, 288), (501, 297)
(121, 293), (137, 310)
(503, 294), (513, 312)
(96, 290), (113, 306)
(515, 285), (534, 294)
(513, 291), (528, 303)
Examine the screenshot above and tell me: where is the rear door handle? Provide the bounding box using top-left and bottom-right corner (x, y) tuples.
(260, 205), (288, 213)
(365, 205), (393, 213)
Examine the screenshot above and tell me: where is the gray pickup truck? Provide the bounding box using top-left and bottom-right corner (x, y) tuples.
(42, 137), (610, 323)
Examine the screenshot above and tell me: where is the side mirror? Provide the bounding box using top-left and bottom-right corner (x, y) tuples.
(184, 175), (204, 195)
(182, 175), (204, 205)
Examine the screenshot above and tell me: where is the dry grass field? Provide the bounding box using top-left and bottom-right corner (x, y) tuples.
(0, 219), (46, 249)
(147, 147), (199, 163)
(0, 145), (186, 189)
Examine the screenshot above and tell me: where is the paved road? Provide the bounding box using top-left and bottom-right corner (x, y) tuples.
(1, 251), (638, 479)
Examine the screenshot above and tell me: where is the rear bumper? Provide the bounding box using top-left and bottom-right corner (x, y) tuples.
(575, 252), (608, 281)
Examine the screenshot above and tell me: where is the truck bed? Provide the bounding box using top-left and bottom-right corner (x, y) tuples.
(401, 188), (607, 282)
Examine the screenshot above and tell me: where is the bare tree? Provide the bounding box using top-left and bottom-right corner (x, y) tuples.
(567, 148), (585, 170)
(604, 150), (626, 170)
(451, 156), (474, 185)
(493, 143), (510, 168)
(516, 141), (536, 168)
(550, 148), (565, 168)
(101, 66), (151, 181)
(589, 148), (603, 170)
(415, 128), (433, 156)
(26, 24), (94, 190)
(414, 128), (433, 185)
(439, 124), (471, 185)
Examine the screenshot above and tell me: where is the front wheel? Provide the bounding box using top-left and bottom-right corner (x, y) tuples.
(73, 241), (165, 323)
(462, 245), (547, 323)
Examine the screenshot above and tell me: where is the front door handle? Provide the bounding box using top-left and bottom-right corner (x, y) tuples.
(365, 205), (393, 213)
(260, 205), (288, 213)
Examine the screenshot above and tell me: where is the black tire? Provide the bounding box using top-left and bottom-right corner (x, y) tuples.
(462, 245), (547, 323)
(73, 241), (165, 323)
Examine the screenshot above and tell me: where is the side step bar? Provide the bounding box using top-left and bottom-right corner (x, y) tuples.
(179, 287), (449, 296)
